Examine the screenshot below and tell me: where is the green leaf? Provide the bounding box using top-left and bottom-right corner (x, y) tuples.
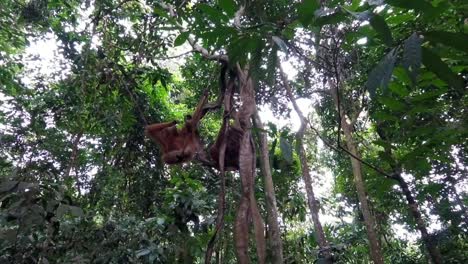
(173, 32), (189, 47)
(421, 47), (464, 91)
(424, 31), (468, 53)
(198, 4), (227, 23)
(272, 36), (288, 54)
(402, 33), (421, 83)
(298, 0), (320, 26)
(280, 137), (293, 164)
(366, 48), (397, 98)
(218, 0), (236, 17)
(379, 97), (406, 111)
(369, 14), (393, 46)
(228, 36), (255, 65)
(385, 0), (438, 16)
(314, 11), (347, 27)
(388, 82), (409, 97)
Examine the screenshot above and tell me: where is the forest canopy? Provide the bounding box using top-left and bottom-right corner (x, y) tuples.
(0, 0), (467, 263)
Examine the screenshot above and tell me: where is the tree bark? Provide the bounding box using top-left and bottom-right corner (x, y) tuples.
(234, 67), (266, 264)
(376, 127), (443, 264)
(394, 174), (443, 264)
(330, 86), (385, 264)
(279, 64), (332, 263)
(253, 112), (284, 264)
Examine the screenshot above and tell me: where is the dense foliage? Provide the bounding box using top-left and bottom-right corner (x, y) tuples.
(0, 0), (466, 263)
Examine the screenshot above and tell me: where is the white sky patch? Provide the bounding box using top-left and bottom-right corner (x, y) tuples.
(357, 37), (368, 45)
(22, 33), (70, 86)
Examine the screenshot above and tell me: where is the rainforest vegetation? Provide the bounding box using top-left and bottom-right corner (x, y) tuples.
(0, 0), (467, 263)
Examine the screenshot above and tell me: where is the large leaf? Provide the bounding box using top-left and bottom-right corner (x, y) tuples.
(402, 33), (422, 83)
(379, 97), (406, 111)
(298, 0), (320, 26)
(314, 11), (347, 27)
(421, 47), (464, 91)
(385, 0), (438, 16)
(366, 48), (397, 98)
(424, 31), (468, 53)
(198, 4), (228, 23)
(370, 14), (393, 46)
(218, 0), (236, 17)
(173, 32), (189, 47)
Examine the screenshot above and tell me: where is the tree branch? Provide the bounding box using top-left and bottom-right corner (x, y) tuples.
(307, 121), (395, 179)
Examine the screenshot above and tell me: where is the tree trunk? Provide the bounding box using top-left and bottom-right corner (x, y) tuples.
(253, 112), (284, 264)
(376, 127), (443, 264)
(234, 67), (266, 264)
(330, 86), (385, 264)
(279, 64), (332, 263)
(394, 174), (443, 264)
(296, 128), (333, 263)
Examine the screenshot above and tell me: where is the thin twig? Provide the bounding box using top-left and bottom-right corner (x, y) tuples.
(307, 121), (395, 179)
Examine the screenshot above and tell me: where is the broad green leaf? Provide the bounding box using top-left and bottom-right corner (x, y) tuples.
(218, 0), (236, 17)
(153, 7), (170, 19)
(315, 11), (347, 27)
(228, 36), (259, 65)
(379, 97), (406, 111)
(173, 32), (189, 47)
(385, 0), (437, 16)
(388, 82), (409, 97)
(424, 31), (468, 53)
(402, 33), (421, 83)
(370, 14), (393, 46)
(198, 4), (227, 23)
(374, 111), (399, 121)
(298, 0), (320, 26)
(272, 36), (288, 54)
(373, 139), (394, 150)
(422, 47), (464, 91)
(280, 137), (293, 164)
(386, 12), (414, 25)
(393, 67), (412, 87)
(366, 48), (397, 98)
